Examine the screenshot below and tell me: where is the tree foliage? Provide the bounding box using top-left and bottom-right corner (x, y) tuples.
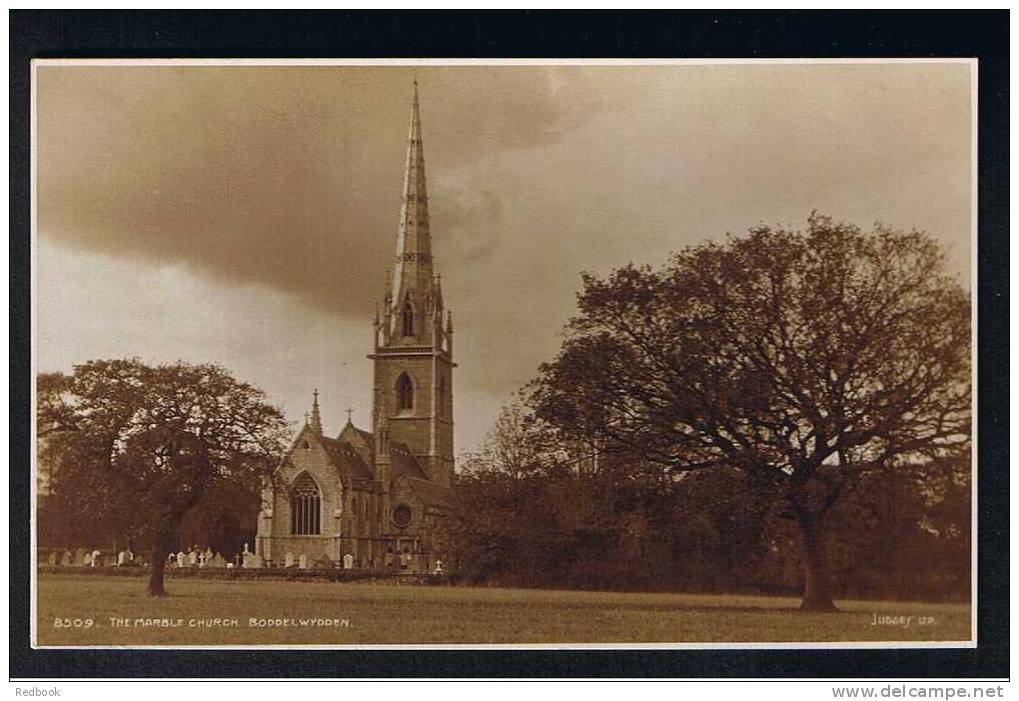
(459, 402), (563, 479)
(38, 359), (288, 595)
(528, 214), (971, 609)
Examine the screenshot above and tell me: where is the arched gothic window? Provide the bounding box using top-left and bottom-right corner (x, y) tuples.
(396, 372), (414, 411)
(290, 474), (321, 535)
(401, 300), (415, 337)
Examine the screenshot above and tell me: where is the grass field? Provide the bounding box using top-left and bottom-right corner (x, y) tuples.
(36, 573), (971, 646)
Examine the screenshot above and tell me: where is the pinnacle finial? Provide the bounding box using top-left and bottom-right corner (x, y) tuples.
(309, 389), (323, 435)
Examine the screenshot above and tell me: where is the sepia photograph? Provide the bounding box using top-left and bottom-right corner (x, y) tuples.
(30, 57), (977, 650)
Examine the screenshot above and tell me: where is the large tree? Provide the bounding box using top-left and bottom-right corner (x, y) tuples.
(38, 359), (288, 596)
(529, 214), (971, 610)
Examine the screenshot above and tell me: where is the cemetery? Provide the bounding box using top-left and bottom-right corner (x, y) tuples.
(36, 545), (449, 585)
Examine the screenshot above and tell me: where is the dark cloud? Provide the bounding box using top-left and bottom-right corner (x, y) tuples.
(37, 65), (599, 316)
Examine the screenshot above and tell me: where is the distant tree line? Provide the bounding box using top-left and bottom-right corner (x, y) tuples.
(449, 412), (969, 602)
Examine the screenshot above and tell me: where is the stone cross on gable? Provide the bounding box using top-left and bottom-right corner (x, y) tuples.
(346, 407), (353, 422)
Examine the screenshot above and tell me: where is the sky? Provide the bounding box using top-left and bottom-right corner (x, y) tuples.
(34, 61), (974, 456)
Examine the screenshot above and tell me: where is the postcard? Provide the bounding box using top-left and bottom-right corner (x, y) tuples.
(31, 58), (976, 649)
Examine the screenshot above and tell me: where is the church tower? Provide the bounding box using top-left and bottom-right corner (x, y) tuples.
(370, 81), (455, 488)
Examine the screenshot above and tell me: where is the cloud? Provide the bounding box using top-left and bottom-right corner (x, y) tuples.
(35, 62), (973, 452)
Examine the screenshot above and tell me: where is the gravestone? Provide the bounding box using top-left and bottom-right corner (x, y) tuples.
(188, 550), (198, 567)
(210, 552), (227, 568)
(61, 550), (73, 567)
(433, 559), (444, 574)
(176, 550), (187, 568)
(242, 551), (262, 569)
(91, 550), (102, 567)
(298, 554), (308, 570)
(284, 552), (294, 568)
(343, 553), (354, 570)
(117, 550), (127, 566)
(74, 549), (87, 566)
(203, 548), (214, 567)
(47, 551), (58, 566)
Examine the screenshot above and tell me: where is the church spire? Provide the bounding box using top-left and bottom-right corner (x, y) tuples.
(309, 389), (323, 435)
(369, 79), (455, 489)
(390, 80), (434, 314)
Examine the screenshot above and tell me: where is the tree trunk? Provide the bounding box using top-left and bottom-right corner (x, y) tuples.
(147, 526), (173, 597)
(797, 512), (838, 612)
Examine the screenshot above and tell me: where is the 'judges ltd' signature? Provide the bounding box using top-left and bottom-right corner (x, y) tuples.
(870, 614), (937, 628)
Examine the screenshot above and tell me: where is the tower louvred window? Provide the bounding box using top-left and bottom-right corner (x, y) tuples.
(396, 372), (414, 411)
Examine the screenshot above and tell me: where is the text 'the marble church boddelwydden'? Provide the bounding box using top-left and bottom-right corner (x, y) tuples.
(255, 83), (456, 571)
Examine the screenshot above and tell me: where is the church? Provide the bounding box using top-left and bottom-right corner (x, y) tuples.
(255, 83), (456, 571)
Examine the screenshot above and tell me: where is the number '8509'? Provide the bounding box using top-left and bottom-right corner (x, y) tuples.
(53, 618), (94, 628)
